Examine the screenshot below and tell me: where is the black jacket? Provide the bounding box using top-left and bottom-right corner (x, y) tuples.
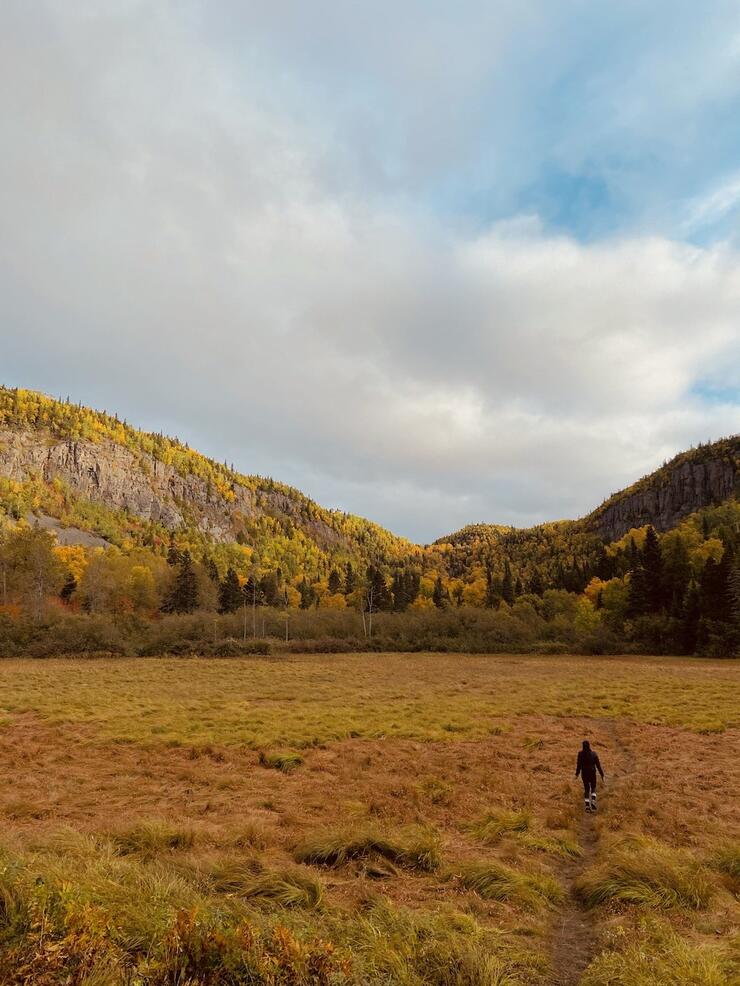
(576, 749), (604, 780)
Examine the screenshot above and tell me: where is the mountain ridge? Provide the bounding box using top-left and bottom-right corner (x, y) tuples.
(0, 386), (738, 574)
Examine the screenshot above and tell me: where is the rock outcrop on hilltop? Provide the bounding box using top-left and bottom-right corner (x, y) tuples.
(586, 439), (739, 541)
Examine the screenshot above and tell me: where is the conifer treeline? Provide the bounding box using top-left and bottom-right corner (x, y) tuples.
(0, 387), (738, 654)
(1, 501), (738, 655)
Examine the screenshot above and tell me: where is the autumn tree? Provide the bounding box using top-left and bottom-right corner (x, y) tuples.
(0, 525), (65, 617)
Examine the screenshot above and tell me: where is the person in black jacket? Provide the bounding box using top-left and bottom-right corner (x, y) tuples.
(575, 740), (604, 812)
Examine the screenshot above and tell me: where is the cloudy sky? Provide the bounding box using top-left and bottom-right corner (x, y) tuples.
(2, 1), (740, 542)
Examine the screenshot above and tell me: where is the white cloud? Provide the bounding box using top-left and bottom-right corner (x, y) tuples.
(0, 1), (738, 542)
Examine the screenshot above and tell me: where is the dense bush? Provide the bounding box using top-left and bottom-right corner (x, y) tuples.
(0, 601), (650, 658)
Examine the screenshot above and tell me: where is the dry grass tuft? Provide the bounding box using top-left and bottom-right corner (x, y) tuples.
(711, 842), (740, 880)
(456, 860), (563, 909)
(581, 922), (735, 986)
(209, 858), (323, 908)
(575, 836), (715, 911)
(110, 820), (197, 855)
(519, 832), (581, 860)
(259, 750), (304, 772)
(228, 820), (272, 851)
(470, 809), (532, 843)
(295, 827), (441, 873)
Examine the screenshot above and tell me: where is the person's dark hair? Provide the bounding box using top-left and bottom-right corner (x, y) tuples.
(582, 740), (590, 750)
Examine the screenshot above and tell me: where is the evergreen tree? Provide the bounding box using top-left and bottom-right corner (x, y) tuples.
(432, 576), (446, 609)
(391, 570), (405, 611)
(679, 581), (701, 654)
(501, 561), (515, 606)
(166, 539), (181, 567)
(344, 562), (355, 596)
(700, 545), (734, 623)
(60, 572), (77, 604)
(391, 569), (420, 611)
(662, 537), (691, 615)
(485, 561), (497, 608)
(594, 546), (614, 581)
(642, 526), (664, 612)
(298, 578), (314, 610)
(164, 551), (199, 613)
(218, 567), (243, 613)
(260, 571), (279, 606)
(206, 558), (220, 582)
(328, 569), (342, 594)
(528, 567), (544, 596)
(366, 566), (392, 612)
(627, 563), (647, 617)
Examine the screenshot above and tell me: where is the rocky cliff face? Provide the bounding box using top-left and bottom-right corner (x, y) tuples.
(0, 427), (252, 539)
(2, 424), (737, 553)
(587, 444), (739, 541)
(0, 427), (350, 551)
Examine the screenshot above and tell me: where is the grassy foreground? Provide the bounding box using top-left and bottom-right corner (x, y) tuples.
(0, 653), (738, 985)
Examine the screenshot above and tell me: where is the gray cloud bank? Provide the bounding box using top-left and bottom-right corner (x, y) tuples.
(1, 2), (739, 542)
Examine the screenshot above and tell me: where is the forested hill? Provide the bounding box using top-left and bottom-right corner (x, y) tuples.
(0, 387), (418, 582)
(0, 386), (738, 607)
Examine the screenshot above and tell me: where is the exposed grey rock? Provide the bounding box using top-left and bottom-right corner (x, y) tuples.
(587, 446), (739, 541)
(0, 427), (349, 551)
(25, 513), (111, 549)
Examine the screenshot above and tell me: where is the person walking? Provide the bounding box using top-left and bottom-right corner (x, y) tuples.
(575, 739), (604, 812)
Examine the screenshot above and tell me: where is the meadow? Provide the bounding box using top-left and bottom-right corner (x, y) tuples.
(0, 653), (738, 985)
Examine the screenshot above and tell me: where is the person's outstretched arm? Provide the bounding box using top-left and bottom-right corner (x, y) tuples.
(575, 751), (582, 778)
(594, 753), (604, 780)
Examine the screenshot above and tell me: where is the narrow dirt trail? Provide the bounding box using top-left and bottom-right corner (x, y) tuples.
(548, 720), (634, 986)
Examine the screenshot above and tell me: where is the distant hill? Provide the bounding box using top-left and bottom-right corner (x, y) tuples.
(0, 386), (737, 589)
(0, 387), (417, 582)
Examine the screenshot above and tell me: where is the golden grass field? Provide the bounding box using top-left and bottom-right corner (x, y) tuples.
(0, 653), (738, 985)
